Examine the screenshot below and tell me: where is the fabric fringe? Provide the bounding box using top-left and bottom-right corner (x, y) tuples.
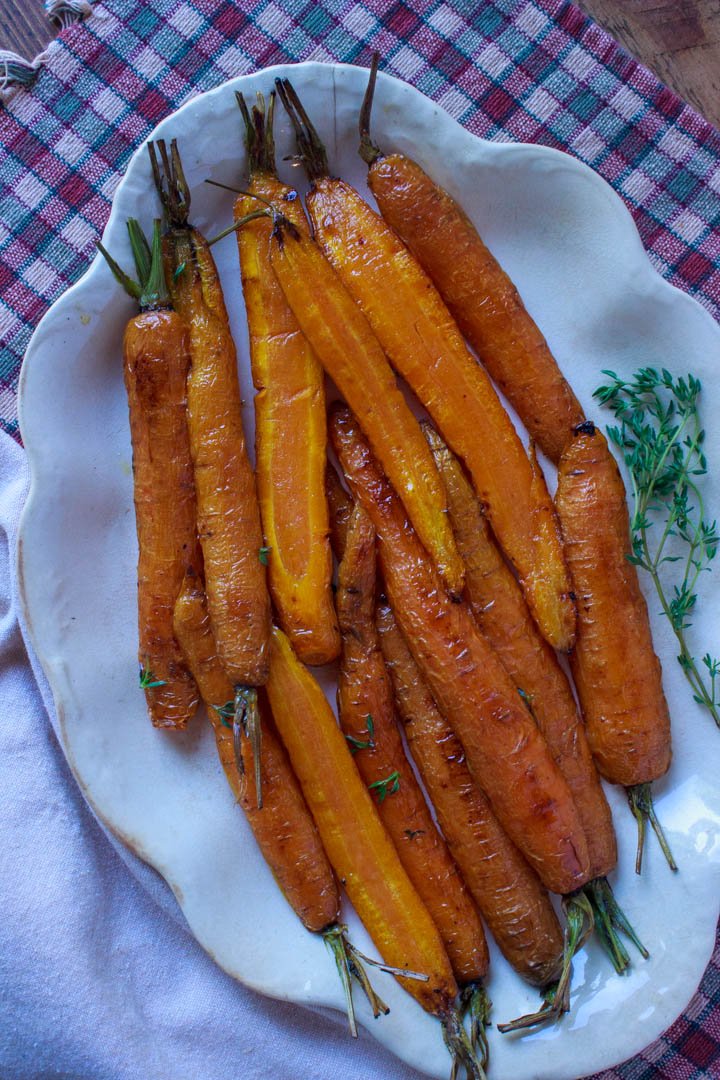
(0, 1), (96, 95)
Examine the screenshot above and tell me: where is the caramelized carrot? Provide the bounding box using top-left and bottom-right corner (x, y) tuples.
(266, 627), (484, 1074)
(376, 601), (563, 990)
(426, 423), (649, 972)
(98, 219), (198, 729)
(360, 55), (583, 465)
(234, 92), (339, 665)
(150, 139), (270, 796)
(423, 423), (616, 882)
(267, 217), (463, 598)
(276, 77), (574, 653)
(329, 404), (590, 897)
(332, 489), (490, 998)
(172, 575), (397, 1034)
(555, 422), (675, 872)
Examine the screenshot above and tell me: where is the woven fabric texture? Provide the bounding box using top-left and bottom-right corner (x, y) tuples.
(1, 1), (719, 1077)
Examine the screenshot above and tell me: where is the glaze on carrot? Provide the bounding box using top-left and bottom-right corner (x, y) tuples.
(360, 55), (583, 465)
(98, 219), (199, 729)
(329, 404), (590, 897)
(235, 92), (339, 665)
(555, 422), (674, 873)
(276, 76), (574, 652)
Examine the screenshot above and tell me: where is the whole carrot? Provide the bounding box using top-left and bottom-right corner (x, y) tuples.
(276, 77), (574, 653)
(555, 422), (675, 873)
(172, 574), (391, 1035)
(97, 219), (198, 729)
(425, 422), (648, 974)
(233, 92), (339, 666)
(331, 483), (491, 1056)
(360, 54), (584, 465)
(150, 139), (270, 799)
(329, 403), (590, 897)
(266, 626), (484, 1077)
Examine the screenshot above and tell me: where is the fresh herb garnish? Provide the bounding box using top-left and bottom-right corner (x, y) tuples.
(345, 715), (375, 754)
(213, 701), (235, 728)
(368, 769), (400, 803)
(258, 546), (271, 565)
(139, 664), (167, 690)
(173, 261), (186, 279)
(594, 367), (719, 726)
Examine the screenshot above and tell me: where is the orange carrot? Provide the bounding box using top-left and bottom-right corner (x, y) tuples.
(360, 55), (583, 465)
(234, 92), (339, 665)
(329, 403), (590, 897)
(97, 219), (199, 729)
(555, 422), (674, 873)
(266, 627), (485, 1074)
(276, 76), (574, 653)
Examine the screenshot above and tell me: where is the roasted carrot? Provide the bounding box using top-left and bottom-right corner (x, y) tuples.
(376, 600), (563, 991)
(233, 92), (339, 666)
(172, 574), (394, 1034)
(425, 423), (648, 974)
(329, 403), (590, 897)
(330, 482), (490, 1045)
(97, 219), (198, 729)
(555, 422), (675, 873)
(150, 139), (270, 798)
(266, 626), (484, 1075)
(264, 216), (463, 598)
(359, 55), (584, 465)
(325, 464), (354, 560)
(276, 77), (574, 652)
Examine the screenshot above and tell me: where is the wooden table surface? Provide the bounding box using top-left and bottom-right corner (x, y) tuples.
(1, 0), (719, 129)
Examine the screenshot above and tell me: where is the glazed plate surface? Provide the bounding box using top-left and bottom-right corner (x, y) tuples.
(17, 62), (720, 1079)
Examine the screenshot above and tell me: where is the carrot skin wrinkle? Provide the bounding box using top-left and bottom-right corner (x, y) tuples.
(555, 429), (672, 788)
(330, 404), (590, 897)
(124, 308), (199, 729)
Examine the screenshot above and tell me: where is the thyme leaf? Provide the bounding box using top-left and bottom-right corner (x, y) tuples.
(258, 546), (271, 565)
(212, 701), (235, 728)
(139, 664), (167, 690)
(345, 714), (375, 754)
(594, 367), (719, 727)
(368, 768), (400, 803)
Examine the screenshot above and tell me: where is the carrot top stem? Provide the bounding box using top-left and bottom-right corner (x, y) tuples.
(459, 983), (492, 1072)
(148, 138), (190, 227)
(583, 877), (648, 974)
(442, 1008), (488, 1080)
(236, 90), (277, 176)
(96, 219), (169, 311)
(234, 686), (263, 810)
(207, 207), (275, 246)
(322, 925), (390, 1037)
(628, 782), (678, 874)
(358, 51), (383, 166)
(274, 77), (329, 181)
(204, 179), (275, 209)
(497, 892), (594, 1034)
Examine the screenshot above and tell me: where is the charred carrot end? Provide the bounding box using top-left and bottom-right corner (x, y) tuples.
(268, 219), (464, 596)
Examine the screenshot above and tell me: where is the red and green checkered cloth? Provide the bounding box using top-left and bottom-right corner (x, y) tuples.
(1, 1), (719, 1075)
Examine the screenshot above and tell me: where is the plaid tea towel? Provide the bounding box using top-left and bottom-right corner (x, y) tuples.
(1, 2), (719, 1078)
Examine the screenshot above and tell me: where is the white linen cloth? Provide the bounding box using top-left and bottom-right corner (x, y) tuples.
(0, 427), (421, 1080)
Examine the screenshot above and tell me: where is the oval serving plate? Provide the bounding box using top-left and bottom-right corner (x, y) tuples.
(17, 62), (720, 1079)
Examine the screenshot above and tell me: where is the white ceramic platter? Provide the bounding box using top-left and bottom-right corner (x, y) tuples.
(17, 62), (720, 1079)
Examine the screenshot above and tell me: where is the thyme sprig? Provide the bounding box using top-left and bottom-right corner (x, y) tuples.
(368, 769), (400, 803)
(139, 664), (166, 690)
(345, 715), (375, 754)
(594, 368), (719, 727)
